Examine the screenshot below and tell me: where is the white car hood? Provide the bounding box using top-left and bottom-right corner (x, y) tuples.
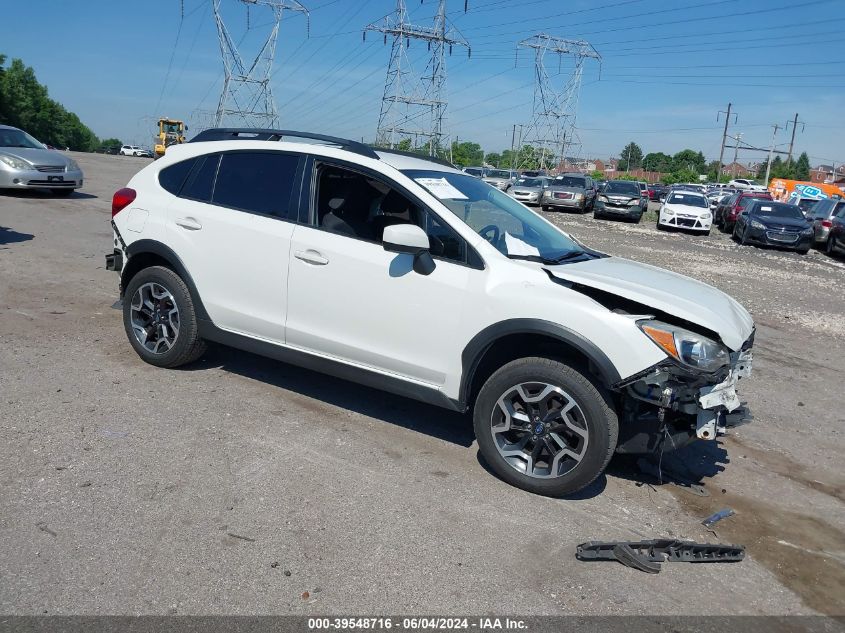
(664, 202), (709, 216)
(547, 256), (754, 351)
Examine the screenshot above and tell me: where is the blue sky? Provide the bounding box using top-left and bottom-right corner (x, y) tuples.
(4, 0), (844, 165)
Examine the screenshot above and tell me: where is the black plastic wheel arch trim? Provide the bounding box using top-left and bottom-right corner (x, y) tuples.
(121, 239), (210, 321)
(459, 319), (623, 407)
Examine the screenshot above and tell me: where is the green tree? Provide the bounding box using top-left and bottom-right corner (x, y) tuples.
(449, 140), (483, 167)
(643, 152), (672, 172)
(485, 152), (502, 168)
(671, 149), (706, 174)
(589, 169), (604, 180)
(795, 152), (810, 180)
(0, 55), (98, 151)
(618, 142), (643, 171)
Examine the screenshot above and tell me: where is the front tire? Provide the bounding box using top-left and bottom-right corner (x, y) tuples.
(122, 265), (206, 368)
(473, 357), (618, 497)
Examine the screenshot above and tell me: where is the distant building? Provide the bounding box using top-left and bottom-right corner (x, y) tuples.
(810, 165), (844, 184)
(721, 162), (754, 178)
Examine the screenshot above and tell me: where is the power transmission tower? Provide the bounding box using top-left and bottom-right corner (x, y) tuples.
(364, 0), (469, 154)
(213, 0), (309, 128)
(515, 34), (600, 172)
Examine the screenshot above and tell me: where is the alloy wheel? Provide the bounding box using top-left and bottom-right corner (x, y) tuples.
(490, 382), (589, 479)
(129, 282), (180, 353)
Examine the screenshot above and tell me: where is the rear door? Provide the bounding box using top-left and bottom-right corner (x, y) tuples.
(164, 150), (305, 343)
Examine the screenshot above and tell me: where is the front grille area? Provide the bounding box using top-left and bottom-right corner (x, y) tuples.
(34, 165), (66, 173)
(554, 192), (573, 200)
(766, 231), (798, 242)
(26, 179), (75, 186)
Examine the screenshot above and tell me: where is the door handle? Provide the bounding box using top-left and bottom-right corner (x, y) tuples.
(294, 249), (329, 265)
(175, 217), (202, 230)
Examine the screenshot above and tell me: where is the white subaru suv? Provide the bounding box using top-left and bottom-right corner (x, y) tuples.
(105, 129), (755, 496)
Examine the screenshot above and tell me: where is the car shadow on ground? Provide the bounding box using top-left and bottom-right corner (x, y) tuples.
(190, 344), (476, 447)
(185, 345), (730, 498)
(0, 225), (35, 246)
(0, 189), (97, 200)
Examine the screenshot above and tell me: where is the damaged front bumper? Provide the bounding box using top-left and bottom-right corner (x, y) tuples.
(615, 345), (754, 454)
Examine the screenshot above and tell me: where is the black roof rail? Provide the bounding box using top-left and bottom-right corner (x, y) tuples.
(189, 128), (380, 160)
(373, 147), (458, 170)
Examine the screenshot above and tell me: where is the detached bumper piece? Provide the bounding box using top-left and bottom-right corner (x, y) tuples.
(576, 539), (745, 574)
(105, 249), (123, 272)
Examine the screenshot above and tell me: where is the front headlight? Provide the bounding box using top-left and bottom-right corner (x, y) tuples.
(598, 195), (608, 202)
(750, 219), (766, 230)
(663, 207), (675, 215)
(801, 227), (813, 235)
(638, 319), (730, 373)
(701, 212), (712, 220)
(627, 199), (639, 206)
(66, 158), (79, 171)
(0, 154), (32, 170)
(574, 193), (584, 200)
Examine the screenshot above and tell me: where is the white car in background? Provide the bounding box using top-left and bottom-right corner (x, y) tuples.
(657, 190), (713, 234)
(120, 145), (150, 157)
(728, 178), (768, 192)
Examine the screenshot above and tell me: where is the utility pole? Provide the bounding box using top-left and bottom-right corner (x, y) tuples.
(510, 124), (523, 169)
(716, 103), (737, 181)
(785, 112), (804, 163)
(364, 0), (469, 154)
(732, 133), (742, 177)
(763, 124), (781, 186)
(213, 0), (309, 128)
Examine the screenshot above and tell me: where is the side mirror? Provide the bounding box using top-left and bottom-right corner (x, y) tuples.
(382, 224), (435, 275)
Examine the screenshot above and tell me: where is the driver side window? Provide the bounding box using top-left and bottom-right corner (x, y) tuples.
(313, 163), (468, 264)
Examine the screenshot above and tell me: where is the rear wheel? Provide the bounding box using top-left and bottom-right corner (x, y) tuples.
(122, 265), (206, 368)
(473, 357), (618, 497)
(826, 236), (838, 256)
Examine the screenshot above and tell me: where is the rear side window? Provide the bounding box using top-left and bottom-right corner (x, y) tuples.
(212, 151), (300, 218)
(158, 157), (197, 195)
(182, 153), (220, 203)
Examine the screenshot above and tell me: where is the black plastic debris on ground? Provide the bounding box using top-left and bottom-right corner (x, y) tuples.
(576, 539), (745, 573)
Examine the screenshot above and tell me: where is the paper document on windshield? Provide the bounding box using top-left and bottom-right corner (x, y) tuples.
(415, 177), (468, 200)
(504, 232), (540, 257)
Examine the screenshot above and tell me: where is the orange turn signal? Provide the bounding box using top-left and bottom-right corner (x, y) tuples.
(641, 325), (679, 359)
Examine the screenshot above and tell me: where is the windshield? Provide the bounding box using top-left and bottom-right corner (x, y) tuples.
(667, 193), (708, 208)
(604, 181), (640, 196)
(405, 170), (587, 263)
(487, 170), (512, 179)
(514, 177), (543, 187)
(795, 198), (819, 214)
(553, 176), (586, 188)
(754, 203), (805, 219)
(0, 128), (44, 149)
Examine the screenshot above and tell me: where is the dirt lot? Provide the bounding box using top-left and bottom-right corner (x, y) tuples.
(1, 152), (843, 616)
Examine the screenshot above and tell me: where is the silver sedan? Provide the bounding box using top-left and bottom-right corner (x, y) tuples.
(0, 125), (84, 196)
(507, 176), (551, 206)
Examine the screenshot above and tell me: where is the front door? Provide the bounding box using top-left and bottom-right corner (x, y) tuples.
(284, 161), (478, 386)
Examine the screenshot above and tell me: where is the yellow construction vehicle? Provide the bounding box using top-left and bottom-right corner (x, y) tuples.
(154, 118), (186, 159)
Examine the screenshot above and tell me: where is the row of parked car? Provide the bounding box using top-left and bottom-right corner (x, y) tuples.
(464, 166), (845, 258)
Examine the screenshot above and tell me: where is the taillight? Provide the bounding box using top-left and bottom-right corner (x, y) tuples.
(822, 220), (832, 228)
(112, 187), (136, 217)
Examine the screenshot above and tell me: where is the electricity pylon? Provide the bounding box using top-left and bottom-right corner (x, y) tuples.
(515, 35), (600, 171)
(213, 0), (309, 128)
(365, 0), (469, 154)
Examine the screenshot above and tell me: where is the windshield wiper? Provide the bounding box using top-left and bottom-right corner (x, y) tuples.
(507, 251), (592, 265)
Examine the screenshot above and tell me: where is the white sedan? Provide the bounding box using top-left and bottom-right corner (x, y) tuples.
(657, 191), (713, 234)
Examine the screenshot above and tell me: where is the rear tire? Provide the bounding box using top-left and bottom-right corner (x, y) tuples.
(122, 265), (207, 368)
(473, 357), (618, 497)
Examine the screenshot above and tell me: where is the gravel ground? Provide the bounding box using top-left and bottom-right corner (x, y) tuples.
(0, 153), (843, 617)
